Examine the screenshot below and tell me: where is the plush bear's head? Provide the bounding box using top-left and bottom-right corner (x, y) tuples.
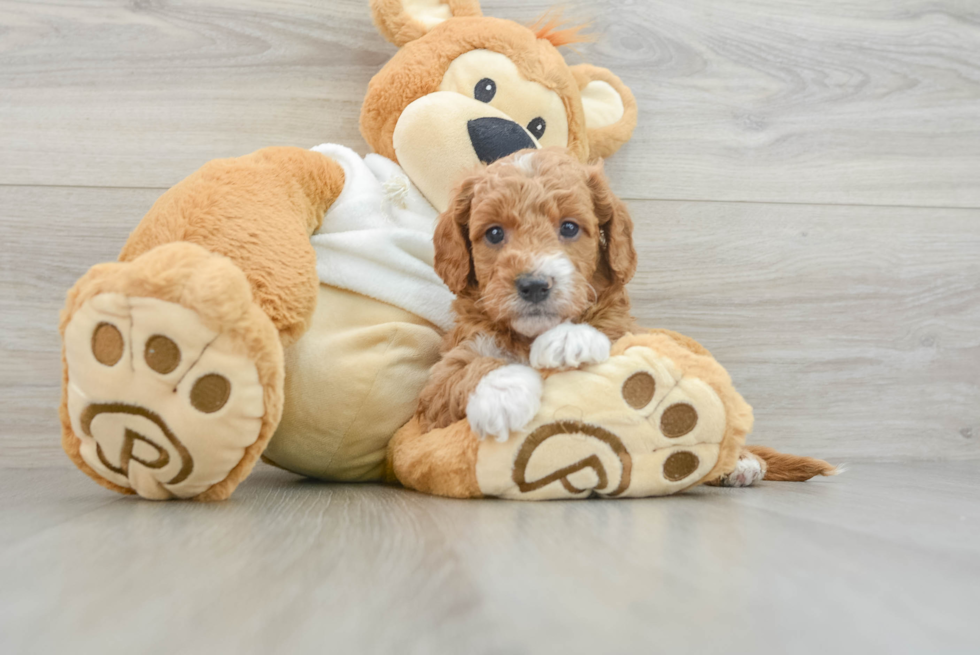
(361, 0), (637, 211)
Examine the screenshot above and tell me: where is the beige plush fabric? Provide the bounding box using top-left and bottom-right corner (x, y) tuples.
(476, 345), (731, 499)
(265, 285), (442, 481)
(64, 294), (266, 499)
(60, 241), (287, 502)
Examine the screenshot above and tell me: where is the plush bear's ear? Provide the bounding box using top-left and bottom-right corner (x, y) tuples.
(570, 64), (638, 159)
(371, 0), (483, 47)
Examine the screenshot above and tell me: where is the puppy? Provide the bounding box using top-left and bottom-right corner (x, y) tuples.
(416, 147), (639, 441)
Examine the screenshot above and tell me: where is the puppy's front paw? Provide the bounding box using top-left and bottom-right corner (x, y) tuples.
(467, 365), (542, 442)
(717, 452), (767, 487)
(530, 322), (611, 370)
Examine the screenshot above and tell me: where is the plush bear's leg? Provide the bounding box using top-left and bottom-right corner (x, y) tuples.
(388, 417), (484, 498)
(60, 243), (284, 500)
(391, 330), (756, 500)
(60, 147), (345, 500)
(120, 147), (343, 346)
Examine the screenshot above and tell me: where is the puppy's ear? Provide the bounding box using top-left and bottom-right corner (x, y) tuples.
(434, 175), (478, 294)
(588, 162), (637, 286)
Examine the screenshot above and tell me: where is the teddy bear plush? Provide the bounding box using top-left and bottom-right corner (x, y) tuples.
(58, 0), (833, 501)
(58, 0), (644, 500)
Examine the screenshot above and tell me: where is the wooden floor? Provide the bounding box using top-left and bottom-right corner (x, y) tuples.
(1, 462), (978, 654)
(1, 1), (979, 652)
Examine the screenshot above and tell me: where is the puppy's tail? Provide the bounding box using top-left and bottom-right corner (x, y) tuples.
(746, 445), (842, 482)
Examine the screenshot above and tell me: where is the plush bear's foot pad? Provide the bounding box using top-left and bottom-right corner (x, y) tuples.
(60, 243), (283, 500)
(473, 333), (751, 500)
(64, 294), (265, 499)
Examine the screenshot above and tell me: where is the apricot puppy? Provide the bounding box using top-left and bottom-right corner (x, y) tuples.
(417, 147), (638, 441)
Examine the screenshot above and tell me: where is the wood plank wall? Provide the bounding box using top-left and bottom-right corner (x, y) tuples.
(1, 0), (978, 466)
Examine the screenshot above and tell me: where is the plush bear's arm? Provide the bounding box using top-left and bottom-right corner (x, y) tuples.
(416, 343), (507, 433)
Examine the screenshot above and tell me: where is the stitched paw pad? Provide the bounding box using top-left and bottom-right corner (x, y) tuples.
(476, 338), (738, 499)
(64, 293), (265, 499)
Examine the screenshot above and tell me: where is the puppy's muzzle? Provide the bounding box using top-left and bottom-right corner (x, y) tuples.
(515, 275), (551, 304)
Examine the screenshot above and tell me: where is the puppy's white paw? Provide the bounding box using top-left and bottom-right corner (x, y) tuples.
(718, 453), (767, 487)
(467, 365), (542, 442)
(530, 322), (611, 370)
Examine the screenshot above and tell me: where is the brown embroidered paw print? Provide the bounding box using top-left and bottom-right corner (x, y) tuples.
(63, 293), (266, 499)
(474, 339), (734, 499)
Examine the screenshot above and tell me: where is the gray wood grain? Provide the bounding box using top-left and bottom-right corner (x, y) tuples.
(1, 0), (979, 207)
(3, 186), (977, 466)
(1, 462), (978, 655)
(628, 200), (980, 462)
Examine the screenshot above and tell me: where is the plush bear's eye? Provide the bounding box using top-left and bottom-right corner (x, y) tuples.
(475, 78), (496, 103)
(559, 220), (579, 239)
(527, 117), (547, 140)
(485, 225), (505, 245)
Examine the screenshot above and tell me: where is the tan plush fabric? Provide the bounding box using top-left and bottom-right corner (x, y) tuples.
(59, 148), (345, 501)
(389, 332), (753, 500)
(614, 331), (754, 485)
(265, 285), (442, 481)
(60, 242), (285, 501)
(120, 147), (345, 347)
(570, 64), (639, 160)
(389, 414), (483, 498)
(360, 16), (637, 167)
(371, 0), (482, 47)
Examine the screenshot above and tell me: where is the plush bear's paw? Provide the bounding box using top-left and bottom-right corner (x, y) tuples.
(715, 450), (767, 487)
(530, 322), (611, 370)
(61, 245), (282, 501)
(466, 364), (542, 442)
(64, 294), (267, 499)
(474, 334), (753, 500)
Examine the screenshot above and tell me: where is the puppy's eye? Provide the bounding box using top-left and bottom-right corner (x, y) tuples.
(527, 117), (546, 140)
(485, 225), (505, 245)
(559, 220), (580, 239)
(475, 78), (496, 103)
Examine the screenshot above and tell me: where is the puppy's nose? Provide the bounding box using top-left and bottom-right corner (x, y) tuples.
(516, 275), (551, 304)
(468, 117), (537, 165)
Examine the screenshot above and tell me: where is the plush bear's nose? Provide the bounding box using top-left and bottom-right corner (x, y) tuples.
(468, 117), (537, 165)
(516, 275), (551, 304)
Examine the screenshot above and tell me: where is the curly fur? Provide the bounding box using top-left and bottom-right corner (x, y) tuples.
(418, 148), (638, 432)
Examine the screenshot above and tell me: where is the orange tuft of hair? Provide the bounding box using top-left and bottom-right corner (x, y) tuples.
(746, 446), (840, 481)
(528, 9), (594, 48)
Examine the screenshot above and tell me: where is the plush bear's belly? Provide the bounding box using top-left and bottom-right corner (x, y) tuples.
(265, 284), (442, 481)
